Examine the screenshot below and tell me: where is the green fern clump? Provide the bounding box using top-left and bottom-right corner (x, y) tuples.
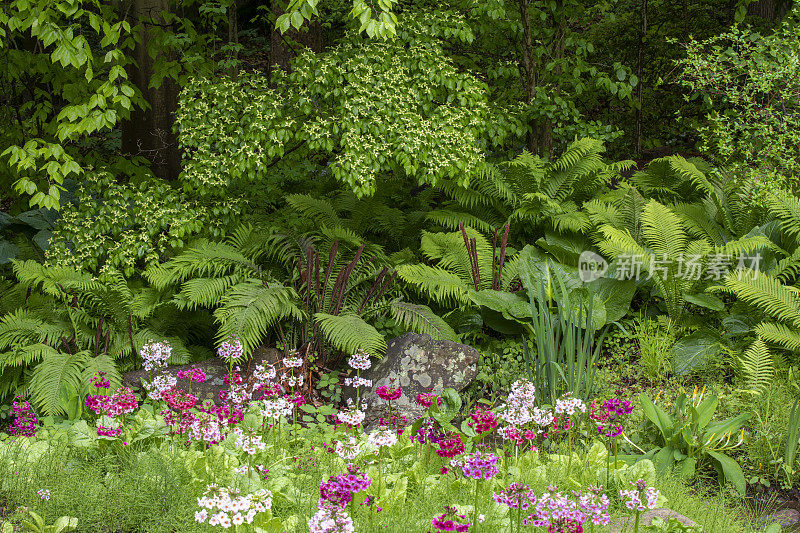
(148, 225), (456, 367)
(0, 261), (195, 415)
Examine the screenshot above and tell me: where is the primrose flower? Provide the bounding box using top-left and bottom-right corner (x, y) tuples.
(523, 486), (588, 531)
(9, 398), (37, 437)
(283, 354), (303, 368)
(461, 449), (499, 480)
(493, 482), (536, 510)
(576, 485), (610, 526)
(37, 488), (50, 501)
(348, 349), (371, 370)
(376, 383), (402, 401)
(436, 435), (465, 458)
(554, 392), (587, 416)
(415, 391), (442, 408)
(334, 437), (362, 460)
(140, 340), (171, 372)
(308, 504), (355, 533)
(431, 506), (471, 532)
(218, 335), (243, 361)
(468, 408), (497, 434)
(368, 427), (398, 448)
(620, 479), (659, 512)
(337, 407), (365, 427)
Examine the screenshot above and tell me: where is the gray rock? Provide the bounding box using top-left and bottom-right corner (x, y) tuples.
(345, 332), (479, 424)
(610, 508), (698, 533)
(752, 509), (800, 530)
(122, 347), (284, 402)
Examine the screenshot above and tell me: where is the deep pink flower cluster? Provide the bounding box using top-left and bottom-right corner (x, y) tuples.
(318, 464), (372, 508)
(415, 392), (441, 408)
(288, 392), (306, 407)
(590, 397), (633, 438)
(467, 408), (497, 434)
(436, 435), (465, 458)
(378, 413), (407, 436)
(176, 367), (206, 383)
(97, 425), (123, 437)
(431, 506), (470, 532)
(161, 388), (198, 411)
(85, 386), (138, 417)
(9, 398), (37, 437)
(493, 482), (536, 510)
(376, 384), (402, 401)
(90, 373), (110, 389)
(461, 449), (499, 480)
(411, 418), (442, 445)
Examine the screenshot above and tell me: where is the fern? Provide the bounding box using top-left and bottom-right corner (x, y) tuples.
(397, 264), (470, 305)
(29, 350), (89, 416)
(389, 300), (459, 342)
(722, 271), (800, 329)
(314, 313), (386, 357)
(737, 339), (774, 395)
(213, 280), (304, 357)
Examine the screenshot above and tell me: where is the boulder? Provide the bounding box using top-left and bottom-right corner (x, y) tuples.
(752, 509), (800, 530)
(610, 509), (698, 533)
(345, 332), (480, 424)
(122, 346), (284, 402)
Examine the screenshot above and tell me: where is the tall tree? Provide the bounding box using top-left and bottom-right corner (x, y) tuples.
(121, 0), (181, 180)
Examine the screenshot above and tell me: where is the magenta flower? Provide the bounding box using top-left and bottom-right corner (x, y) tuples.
(432, 507), (470, 532)
(9, 398), (37, 437)
(468, 408), (497, 434)
(493, 482), (536, 510)
(436, 435), (465, 458)
(376, 384), (402, 401)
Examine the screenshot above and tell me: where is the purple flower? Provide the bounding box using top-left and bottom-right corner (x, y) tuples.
(461, 450), (499, 480)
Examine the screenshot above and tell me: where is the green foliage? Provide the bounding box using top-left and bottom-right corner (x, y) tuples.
(177, 29), (518, 199)
(636, 317), (676, 383)
(0, 0), (144, 209)
(149, 226), (453, 363)
(519, 253), (606, 405)
(737, 339), (775, 396)
(0, 260), (194, 413)
(639, 390), (750, 494)
(677, 10), (800, 193)
(44, 173), (237, 276)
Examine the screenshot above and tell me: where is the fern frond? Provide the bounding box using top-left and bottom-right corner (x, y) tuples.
(214, 280), (304, 357)
(176, 275), (245, 310)
(425, 210), (496, 234)
(756, 322), (800, 352)
(722, 271), (800, 328)
(81, 354), (121, 389)
(314, 312), (386, 357)
(397, 264), (470, 305)
(145, 241), (258, 289)
(738, 339), (774, 395)
(0, 343), (58, 370)
(29, 349), (89, 415)
(286, 194), (343, 227)
(641, 200), (688, 260)
(389, 300), (459, 342)
(767, 190), (800, 242)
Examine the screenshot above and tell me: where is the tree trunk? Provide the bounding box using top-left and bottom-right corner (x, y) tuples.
(269, 0), (323, 72)
(518, 0), (538, 154)
(747, 0), (776, 21)
(121, 0), (180, 181)
(635, 0), (648, 157)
